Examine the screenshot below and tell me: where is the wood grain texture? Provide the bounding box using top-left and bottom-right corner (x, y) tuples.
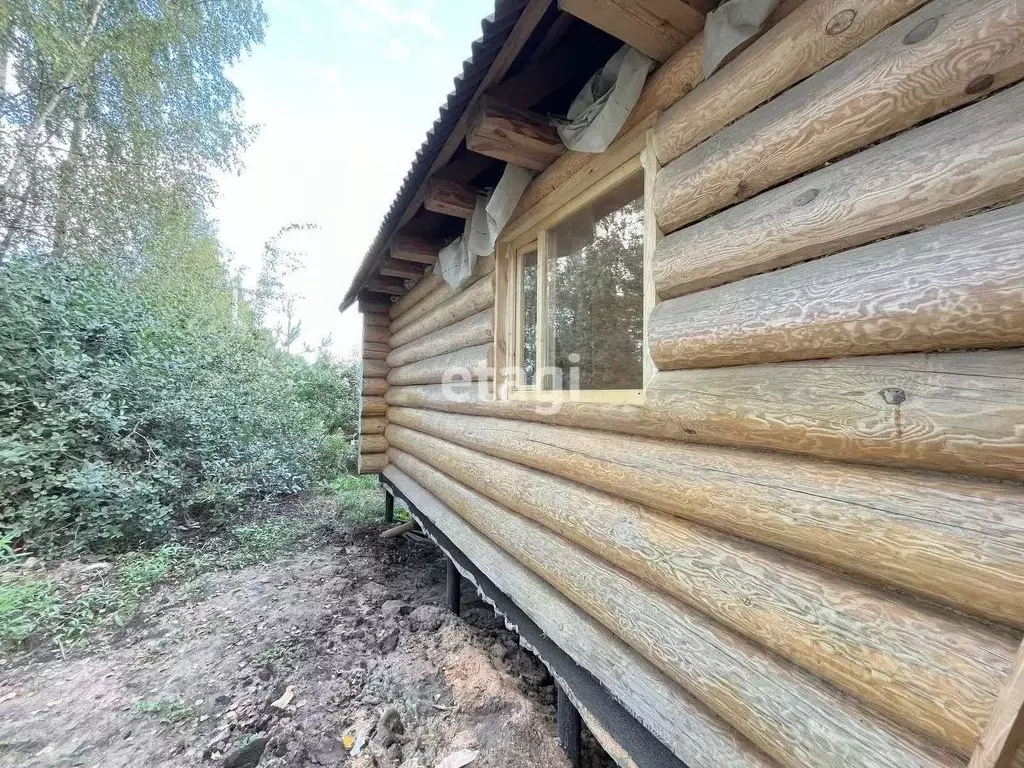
(357, 452), (387, 474)
(367, 276), (406, 296)
(654, 0), (1024, 236)
(387, 343), (492, 387)
(378, 258), (424, 281)
(360, 396), (387, 416)
(363, 312), (390, 328)
(387, 448), (963, 768)
(971, 640), (1024, 768)
(384, 464), (778, 768)
(390, 256), (494, 335)
(387, 349), (1024, 481)
(654, 79), (1024, 299)
(359, 435), (388, 454)
(466, 96), (563, 172)
(649, 205), (1024, 370)
(387, 424), (1017, 753)
(390, 235), (441, 264)
(362, 349), (388, 361)
(424, 178), (479, 219)
(363, 325), (390, 345)
(361, 377), (388, 397)
(389, 274), (495, 350)
(362, 359), (388, 379)
(360, 417), (387, 436)
(557, 0), (704, 62)
(388, 406), (1024, 627)
(387, 309), (493, 369)
(653, 0), (926, 165)
(390, 273), (443, 320)
(357, 296), (393, 315)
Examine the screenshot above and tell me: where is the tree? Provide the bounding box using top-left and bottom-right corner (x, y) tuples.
(253, 223), (318, 352)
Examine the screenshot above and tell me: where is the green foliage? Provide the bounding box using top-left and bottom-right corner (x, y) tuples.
(0, 579), (62, 646)
(0, 252), (360, 553)
(227, 519), (309, 569)
(324, 474), (383, 524)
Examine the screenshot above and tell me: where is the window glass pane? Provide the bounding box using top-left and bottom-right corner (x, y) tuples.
(546, 174), (644, 391)
(520, 249), (537, 386)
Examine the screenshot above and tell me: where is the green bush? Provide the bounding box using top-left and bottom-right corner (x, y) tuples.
(0, 254), (359, 553)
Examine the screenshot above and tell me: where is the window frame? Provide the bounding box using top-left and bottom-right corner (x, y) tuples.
(496, 153), (653, 405)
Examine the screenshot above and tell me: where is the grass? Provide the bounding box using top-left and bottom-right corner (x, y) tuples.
(0, 476), (380, 653)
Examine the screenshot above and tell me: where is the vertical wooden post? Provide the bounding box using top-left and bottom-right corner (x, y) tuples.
(556, 684), (582, 768)
(383, 489), (395, 525)
(446, 558), (462, 616)
(970, 638), (1024, 768)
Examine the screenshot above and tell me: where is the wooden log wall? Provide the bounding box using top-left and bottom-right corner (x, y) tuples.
(366, 1), (1024, 765)
(358, 310), (390, 473)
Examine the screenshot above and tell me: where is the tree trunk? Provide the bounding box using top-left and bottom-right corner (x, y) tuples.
(53, 86), (89, 257)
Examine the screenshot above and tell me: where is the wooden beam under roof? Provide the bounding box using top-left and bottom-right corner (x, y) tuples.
(390, 235), (441, 264)
(367, 275), (407, 296)
(379, 257), (426, 280)
(424, 178), (480, 219)
(357, 292), (393, 315)
(466, 96), (563, 172)
(558, 0), (705, 62)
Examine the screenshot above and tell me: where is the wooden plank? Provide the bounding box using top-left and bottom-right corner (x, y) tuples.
(466, 96), (564, 172)
(361, 377), (388, 396)
(386, 349), (1024, 482)
(391, 256), (494, 335)
(390, 235), (441, 264)
(387, 448), (963, 768)
(367, 276), (406, 296)
(363, 312), (390, 328)
(361, 396), (387, 416)
(557, 0), (704, 62)
(360, 417), (387, 435)
(379, 258), (424, 280)
(362, 348), (388, 361)
(971, 640), (1024, 768)
(358, 452), (387, 474)
(390, 274), (496, 350)
(357, 294), (393, 315)
(387, 424), (1016, 754)
(652, 0), (927, 165)
(424, 178), (480, 219)
(641, 132), (662, 389)
(389, 406), (1024, 628)
(650, 205), (1024, 370)
(360, 434), (388, 454)
(363, 341), (390, 354)
(384, 464), (777, 768)
(362, 359), (388, 379)
(363, 325), (390, 346)
(387, 309), (493, 369)
(654, 80), (1024, 300)
(387, 343), (493, 387)
(654, 0), (1024, 236)
(390, 273), (443, 320)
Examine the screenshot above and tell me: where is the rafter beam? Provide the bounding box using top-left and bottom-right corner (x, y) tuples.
(558, 0), (704, 62)
(357, 292), (394, 315)
(390, 235), (441, 265)
(367, 276), (407, 296)
(466, 96), (563, 172)
(424, 178), (480, 219)
(379, 258), (426, 280)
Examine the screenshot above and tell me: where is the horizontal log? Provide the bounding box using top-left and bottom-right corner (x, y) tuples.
(379, 258), (424, 280)
(387, 309), (493, 368)
(359, 434), (388, 454)
(466, 96), (563, 172)
(390, 274), (495, 350)
(390, 273), (443, 320)
(390, 256), (494, 335)
(970, 640), (1024, 768)
(386, 349), (1024, 481)
(424, 178), (480, 219)
(358, 452), (387, 474)
(360, 417), (387, 435)
(654, 0), (1024, 235)
(388, 448), (962, 768)
(654, 79), (1024, 299)
(362, 359), (388, 379)
(385, 464), (776, 768)
(361, 396), (387, 416)
(364, 341), (390, 354)
(650, 205), (1024, 370)
(653, 0), (927, 166)
(387, 343), (492, 387)
(363, 312), (390, 328)
(362, 377), (388, 396)
(387, 425), (1015, 753)
(357, 293), (393, 315)
(363, 325), (390, 345)
(558, 0), (704, 63)
(390, 235), (441, 264)
(389, 406), (1024, 627)
(362, 349), (388, 360)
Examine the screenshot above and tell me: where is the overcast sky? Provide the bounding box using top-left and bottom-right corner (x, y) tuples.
(214, 0), (494, 359)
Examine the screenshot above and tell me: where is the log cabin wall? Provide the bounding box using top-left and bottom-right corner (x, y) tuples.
(358, 308), (390, 474)
(355, 1), (1024, 765)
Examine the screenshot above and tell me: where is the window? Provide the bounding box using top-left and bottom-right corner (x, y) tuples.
(504, 163), (647, 402)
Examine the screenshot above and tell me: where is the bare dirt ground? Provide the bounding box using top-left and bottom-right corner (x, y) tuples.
(0, 521), (613, 768)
